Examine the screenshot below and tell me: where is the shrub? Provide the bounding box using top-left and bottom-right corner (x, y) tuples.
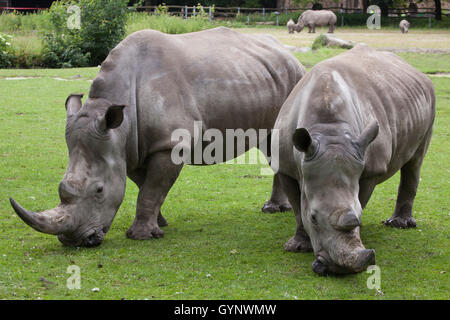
(126, 11), (217, 35)
(0, 33), (15, 68)
(42, 0), (129, 67)
(311, 34), (328, 50)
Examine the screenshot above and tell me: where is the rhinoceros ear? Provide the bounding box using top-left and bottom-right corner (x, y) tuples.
(293, 128), (318, 159)
(357, 120), (379, 154)
(65, 93), (84, 117)
(98, 105), (126, 131)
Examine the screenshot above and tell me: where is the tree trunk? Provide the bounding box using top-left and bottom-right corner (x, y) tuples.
(362, 0), (369, 13)
(434, 0), (442, 21)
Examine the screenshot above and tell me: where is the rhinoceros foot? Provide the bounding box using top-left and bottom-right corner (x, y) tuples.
(261, 201), (292, 214)
(157, 212), (168, 227)
(383, 216), (417, 228)
(284, 235), (313, 252)
(126, 223), (164, 240)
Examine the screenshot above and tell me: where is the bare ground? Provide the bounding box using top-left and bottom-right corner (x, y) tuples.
(238, 27), (450, 52)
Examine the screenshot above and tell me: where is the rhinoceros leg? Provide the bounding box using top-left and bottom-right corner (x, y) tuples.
(126, 152), (182, 240)
(261, 174), (293, 213)
(384, 132), (432, 229)
(128, 168), (168, 228)
(328, 24), (335, 33)
(277, 172), (313, 252)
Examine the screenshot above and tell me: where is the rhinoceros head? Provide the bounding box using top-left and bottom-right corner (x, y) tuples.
(292, 121), (379, 275)
(10, 94), (127, 247)
(295, 22), (304, 33)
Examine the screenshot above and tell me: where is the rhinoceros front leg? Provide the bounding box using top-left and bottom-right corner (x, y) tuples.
(126, 152), (182, 240)
(128, 168), (169, 228)
(261, 173), (292, 213)
(277, 172), (312, 252)
(384, 133), (431, 228)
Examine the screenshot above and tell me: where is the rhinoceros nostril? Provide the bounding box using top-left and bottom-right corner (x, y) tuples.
(85, 232), (102, 247)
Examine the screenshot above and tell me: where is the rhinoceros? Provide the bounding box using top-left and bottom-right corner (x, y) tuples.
(271, 45), (435, 275)
(287, 18), (296, 34)
(399, 19), (410, 34)
(10, 27), (306, 247)
(297, 10), (337, 33)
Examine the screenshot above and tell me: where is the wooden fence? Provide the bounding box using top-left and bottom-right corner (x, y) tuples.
(135, 5), (449, 19)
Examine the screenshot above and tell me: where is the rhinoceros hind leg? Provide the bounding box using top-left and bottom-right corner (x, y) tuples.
(261, 174), (292, 213)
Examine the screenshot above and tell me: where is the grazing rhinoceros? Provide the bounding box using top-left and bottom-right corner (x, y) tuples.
(287, 18), (296, 34)
(10, 27), (306, 247)
(271, 45), (435, 275)
(400, 19), (410, 34)
(297, 10), (337, 33)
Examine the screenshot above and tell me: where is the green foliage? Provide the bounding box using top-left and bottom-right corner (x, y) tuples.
(311, 33), (327, 50)
(0, 33), (15, 68)
(42, 0), (129, 67)
(0, 10), (51, 34)
(127, 11), (216, 35)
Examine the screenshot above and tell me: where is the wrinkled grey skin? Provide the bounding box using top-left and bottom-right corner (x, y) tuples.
(297, 10), (337, 33)
(400, 19), (410, 34)
(10, 27), (305, 247)
(287, 19), (296, 34)
(271, 45), (435, 275)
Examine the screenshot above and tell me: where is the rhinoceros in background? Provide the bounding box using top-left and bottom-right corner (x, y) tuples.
(287, 18), (296, 33)
(10, 27), (306, 247)
(400, 19), (410, 33)
(297, 10), (337, 33)
(271, 45), (435, 275)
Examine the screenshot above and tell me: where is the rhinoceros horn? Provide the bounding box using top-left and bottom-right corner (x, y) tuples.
(10, 198), (73, 235)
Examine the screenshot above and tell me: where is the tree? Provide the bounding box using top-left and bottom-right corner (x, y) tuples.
(433, 0), (442, 20)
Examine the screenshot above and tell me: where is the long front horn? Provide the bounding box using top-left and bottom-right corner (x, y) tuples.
(10, 198), (72, 235)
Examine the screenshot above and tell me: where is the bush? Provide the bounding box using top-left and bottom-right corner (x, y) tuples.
(42, 0), (129, 67)
(127, 12), (217, 35)
(0, 11), (51, 33)
(0, 33), (15, 68)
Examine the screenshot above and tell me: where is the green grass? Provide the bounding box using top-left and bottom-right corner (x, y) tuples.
(0, 48), (449, 300)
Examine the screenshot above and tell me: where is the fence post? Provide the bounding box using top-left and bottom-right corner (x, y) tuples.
(341, 14), (344, 27)
(262, 8), (265, 17)
(247, 15), (250, 25)
(428, 16), (431, 28)
(209, 6), (212, 22)
(193, 6), (196, 18)
(276, 15), (279, 26)
(184, 5), (187, 20)
(237, 7), (240, 15)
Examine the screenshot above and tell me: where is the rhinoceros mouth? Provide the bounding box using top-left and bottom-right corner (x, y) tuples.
(313, 248), (376, 275)
(58, 228), (105, 247)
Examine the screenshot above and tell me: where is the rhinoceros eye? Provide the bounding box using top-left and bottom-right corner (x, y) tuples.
(96, 186), (104, 193)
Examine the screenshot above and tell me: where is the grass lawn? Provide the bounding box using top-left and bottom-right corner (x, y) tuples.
(0, 50), (448, 300)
